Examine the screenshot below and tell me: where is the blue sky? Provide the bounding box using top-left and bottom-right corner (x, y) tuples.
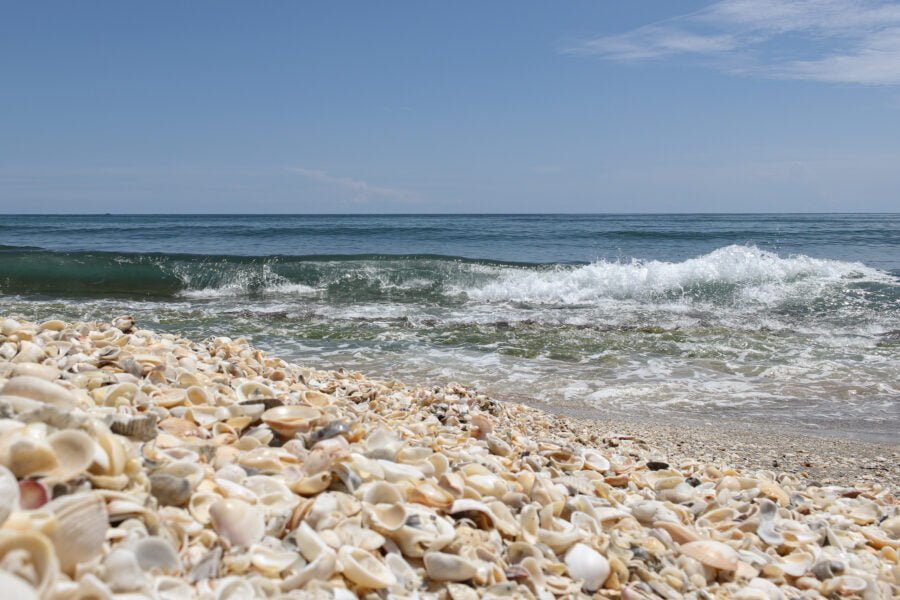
(1, 0), (899, 213)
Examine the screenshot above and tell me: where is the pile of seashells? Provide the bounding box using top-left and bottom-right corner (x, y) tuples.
(0, 316), (897, 599)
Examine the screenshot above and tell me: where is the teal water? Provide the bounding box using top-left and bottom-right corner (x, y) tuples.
(2, 214), (898, 440)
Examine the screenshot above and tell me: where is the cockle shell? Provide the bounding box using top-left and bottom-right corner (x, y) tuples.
(46, 492), (109, 574)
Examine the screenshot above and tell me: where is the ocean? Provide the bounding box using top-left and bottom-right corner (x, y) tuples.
(1, 214), (898, 441)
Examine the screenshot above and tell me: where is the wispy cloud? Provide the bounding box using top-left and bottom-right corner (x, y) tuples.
(563, 0), (900, 85)
(288, 167), (416, 203)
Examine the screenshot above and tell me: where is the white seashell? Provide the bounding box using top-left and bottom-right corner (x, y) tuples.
(0, 466), (19, 525)
(679, 540), (739, 572)
(46, 492), (109, 574)
(11, 363), (60, 381)
(423, 551), (481, 582)
(757, 499), (785, 546)
(261, 405), (321, 437)
(0, 571), (39, 600)
(338, 546), (397, 589)
(134, 536), (181, 572)
(209, 498), (265, 548)
(0, 530), (59, 597)
(104, 548), (146, 593)
(565, 543), (610, 592)
(1, 376), (76, 409)
(45, 428), (96, 481)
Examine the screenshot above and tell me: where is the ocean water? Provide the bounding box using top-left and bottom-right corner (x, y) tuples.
(2, 214), (898, 441)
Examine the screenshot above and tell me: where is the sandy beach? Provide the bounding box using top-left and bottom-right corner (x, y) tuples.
(0, 316), (897, 598)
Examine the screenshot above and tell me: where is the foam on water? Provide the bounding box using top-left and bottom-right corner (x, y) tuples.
(462, 245), (887, 305)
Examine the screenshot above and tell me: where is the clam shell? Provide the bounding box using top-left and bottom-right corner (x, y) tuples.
(0, 376), (75, 409)
(261, 405), (321, 437)
(679, 540), (739, 572)
(135, 536), (181, 573)
(565, 543), (611, 593)
(209, 498), (265, 548)
(45, 428), (96, 481)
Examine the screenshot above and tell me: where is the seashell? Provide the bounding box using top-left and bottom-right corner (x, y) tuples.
(12, 341), (44, 363)
(236, 381), (275, 404)
(0, 570), (39, 600)
(45, 428), (96, 481)
(39, 319), (67, 331)
(104, 548), (146, 593)
(46, 492), (109, 574)
(408, 481), (454, 509)
(757, 499), (785, 546)
(108, 413), (157, 441)
(583, 449), (611, 472)
(565, 543), (610, 593)
(1, 376), (76, 409)
(338, 546), (397, 589)
(653, 521), (701, 545)
(772, 550), (814, 577)
(150, 474), (193, 507)
(0, 466), (20, 525)
(359, 481), (404, 505)
(18, 479), (49, 509)
(112, 315), (135, 332)
(365, 503), (407, 532)
(364, 428), (403, 460)
(302, 390), (333, 406)
(249, 544), (298, 576)
(135, 536), (181, 572)
(261, 405), (321, 437)
(679, 540), (739, 572)
(423, 551), (481, 582)
(6, 437), (59, 479)
(0, 530), (59, 597)
(209, 498), (265, 548)
(310, 420), (349, 443)
(12, 363), (60, 381)
(188, 546), (222, 582)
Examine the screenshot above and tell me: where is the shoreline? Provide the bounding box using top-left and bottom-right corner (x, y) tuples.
(511, 400), (900, 493)
(0, 316), (897, 598)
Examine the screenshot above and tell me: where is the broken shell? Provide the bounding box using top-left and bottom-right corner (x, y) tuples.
(0, 530), (59, 597)
(339, 546), (397, 589)
(423, 551), (480, 582)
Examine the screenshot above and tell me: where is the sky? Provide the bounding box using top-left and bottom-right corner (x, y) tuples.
(1, 0), (899, 213)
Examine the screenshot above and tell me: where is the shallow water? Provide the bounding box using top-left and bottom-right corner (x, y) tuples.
(2, 214), (898, 441)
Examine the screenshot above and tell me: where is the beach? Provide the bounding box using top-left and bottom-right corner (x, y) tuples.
(0, 316), (897, 598)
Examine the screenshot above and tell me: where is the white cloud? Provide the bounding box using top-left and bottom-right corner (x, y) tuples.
(565, 0), (900, 85)
(288, 167), (416, 203)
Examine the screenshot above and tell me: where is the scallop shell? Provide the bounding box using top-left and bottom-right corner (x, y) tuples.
(46, 492), (109, 574)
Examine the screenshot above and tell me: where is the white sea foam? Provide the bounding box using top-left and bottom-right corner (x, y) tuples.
(461, 245), (887, 305)
(179, 282), (319, 298)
